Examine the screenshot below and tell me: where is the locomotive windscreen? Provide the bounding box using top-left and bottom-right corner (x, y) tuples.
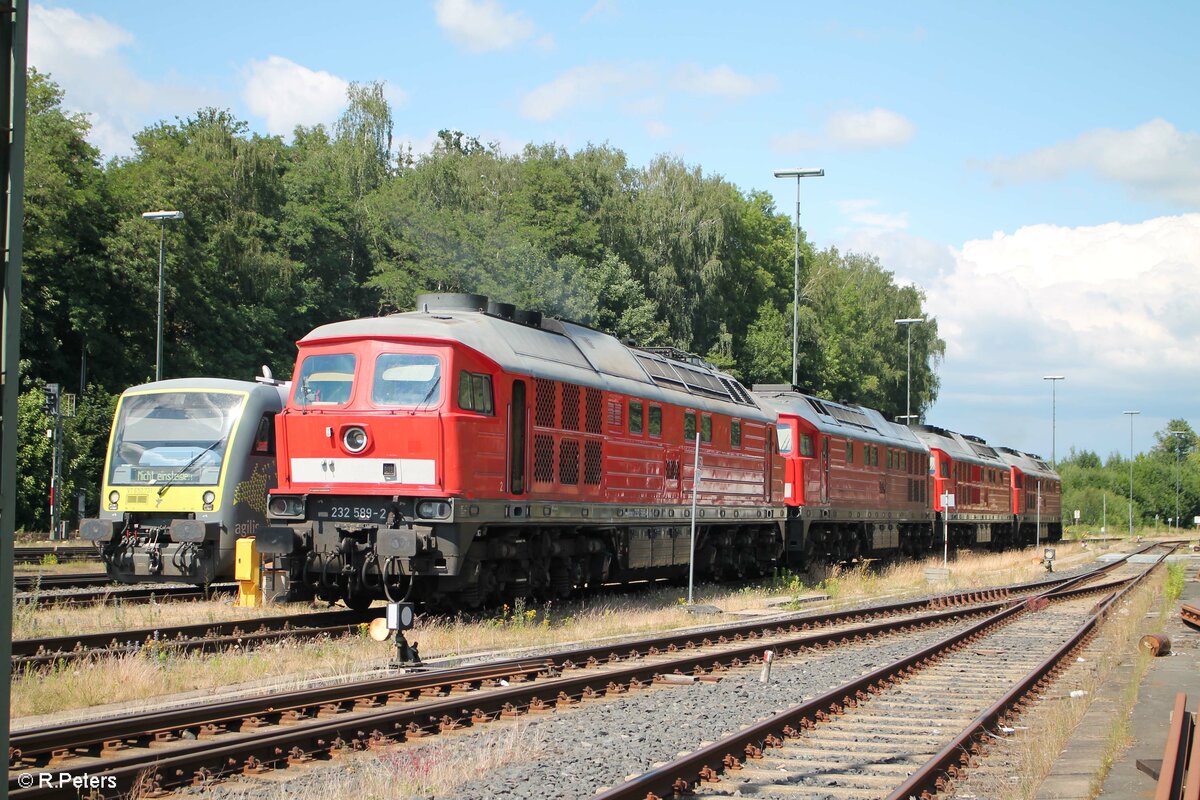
(107, 390), (247, 486)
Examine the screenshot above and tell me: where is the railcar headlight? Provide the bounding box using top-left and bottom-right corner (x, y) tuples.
(342, 426), (368, 454)
(417, 500), (450, 519)
(202, 490), (216, 511)
(108, 490), (119, 510)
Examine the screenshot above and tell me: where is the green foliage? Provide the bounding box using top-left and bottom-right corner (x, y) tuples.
(1165, 562), (1185, 603)
(1058, 426), (1200, 531)
(19, 70), (947, 527)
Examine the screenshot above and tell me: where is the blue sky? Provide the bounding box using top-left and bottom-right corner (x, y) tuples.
(29, 1), (1200, 471)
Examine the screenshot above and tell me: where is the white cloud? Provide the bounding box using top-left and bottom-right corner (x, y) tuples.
(922, 214), (1200, 457)
(645, 120), (671, 138)
(980, 119), (1200, 207)
(836, 199), (909, 232)
(28, 5), (217, 157)
(827, 108), (915, 148)
(581, 0), (618, 23)
(672, 64), (776, 99)
(433, 0), (536, 53)
(242, 56), (350, 136)
(520, 64), (649, 121)
(772, 107), (915, 153)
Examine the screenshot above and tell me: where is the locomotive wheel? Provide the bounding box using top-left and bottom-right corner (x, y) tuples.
(342, 589), (374, 612)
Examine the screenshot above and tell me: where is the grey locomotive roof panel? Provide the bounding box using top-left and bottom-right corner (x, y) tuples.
(997, 448), (1060, 482)
(912, 426), (1007, 469)
(300, 311), (771, 422)
(754, 390), (929, 452)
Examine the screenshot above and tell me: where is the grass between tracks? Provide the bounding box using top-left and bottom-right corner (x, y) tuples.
(12, 542), (1098, 721)
(953, 560), (1184, 800)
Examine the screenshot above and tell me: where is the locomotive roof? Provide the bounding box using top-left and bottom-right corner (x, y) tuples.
(121, 377), (289, 407)
(996, 447), (1060, 482)
(752, 388), (929, 452)
(300, 310), (772, 422)
(912, 425), (1008, 470)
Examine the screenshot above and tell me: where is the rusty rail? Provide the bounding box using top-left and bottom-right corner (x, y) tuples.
(1181, 603), (1200, 631)
(1154, 693), (1198, 800)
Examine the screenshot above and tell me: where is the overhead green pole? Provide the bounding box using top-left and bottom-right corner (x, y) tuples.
(1, 0), (28, 783)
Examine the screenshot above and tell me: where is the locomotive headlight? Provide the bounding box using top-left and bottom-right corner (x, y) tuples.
(107, 490), (119, 510)
(269, 495), (304, 518)
(342, 426), (368, 454)
(417, 500), (450, 519)
(202, 490), (216, 511)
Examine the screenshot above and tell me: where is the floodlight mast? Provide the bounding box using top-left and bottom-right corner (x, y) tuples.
(141, 210), (184, 381)
(773, 168), (824, 388)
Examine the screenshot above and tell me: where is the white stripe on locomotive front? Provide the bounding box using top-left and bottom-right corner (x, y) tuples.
(290, 458), (436, 485)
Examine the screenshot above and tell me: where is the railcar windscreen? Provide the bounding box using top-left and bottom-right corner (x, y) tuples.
(294, 353), (356, 407)
(107, 391), (247, 486)
(372, 353), (442, 407)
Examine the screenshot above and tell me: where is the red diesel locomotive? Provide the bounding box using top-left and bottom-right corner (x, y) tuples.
(259, 294), (786, 608)
(259, 293), (1061, 609)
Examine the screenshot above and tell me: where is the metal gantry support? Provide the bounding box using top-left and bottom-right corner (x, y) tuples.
(1, 0), (29, 785)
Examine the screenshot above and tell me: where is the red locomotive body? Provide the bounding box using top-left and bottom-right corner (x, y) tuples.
(260, 294), (784, 607)
(753, 388), (933, 564)
(998, 447), (1063, 543)
(912, 426), (1016, 549)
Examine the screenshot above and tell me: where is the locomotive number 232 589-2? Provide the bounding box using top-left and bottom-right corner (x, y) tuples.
(311, 498), (392, 523)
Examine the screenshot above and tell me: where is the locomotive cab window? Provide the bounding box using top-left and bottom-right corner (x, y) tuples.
(776, 424), (793, 454)
(630, 400), (644, 435)
(295, 353), (356, 407)
(373, 354), (442, 408)
(799, 434), (814, 457)
(456, 370), (494, 415)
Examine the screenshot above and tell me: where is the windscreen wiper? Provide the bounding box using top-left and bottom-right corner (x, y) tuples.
(156, 438), (224, 500)
(411, 376), (442, 414)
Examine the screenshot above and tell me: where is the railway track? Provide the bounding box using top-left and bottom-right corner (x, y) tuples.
(13, 572), (114, 591)
(9, 553), (1143, 800)
(11, 608), (379, 670)
(13, 545), (100, 565)
(595, 549), (1170, 800)
(14, 580), (237, 608)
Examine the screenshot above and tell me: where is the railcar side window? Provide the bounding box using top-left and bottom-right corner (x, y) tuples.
(630, 401), (644, 435)
(456, 370), (494, 415)
(776, 424), (793, 454)
(649, 406), (662, 436)
(731, 419), (742, 448)
(254, 413), (275, 455)
(701, 415), (712, 443)
(846, 441), (854, 464)
(295, 353), (356, 407)
(372, 354), (443, 408)
(684, 411), (697, 441)
(941, 460), (950, 478)
(799, 434), (814, 457)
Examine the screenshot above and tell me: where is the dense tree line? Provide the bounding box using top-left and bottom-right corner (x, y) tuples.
(1058, 419), (1199, 532)
(19, 73), (943, 531)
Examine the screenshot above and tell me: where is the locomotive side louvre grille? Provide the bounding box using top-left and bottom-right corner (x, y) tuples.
(559, 439), (580, 485)
(607, 399), (622, 429)
(534, 433), (555, 483)
(535, 378), (556, 428)
(584, 388), (602, 433)
(562, 384), (581, 431)
(584, 440), (602, 485)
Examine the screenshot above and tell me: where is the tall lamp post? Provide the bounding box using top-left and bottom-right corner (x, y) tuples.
(895, 318), (924, 424)
(1170, 430), (1188, 531)
(142, 210), (184, 381)
(1043, 376), (1064, 467)
(773, 168), (824, 387)
(1123, 410), (1139, 537)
